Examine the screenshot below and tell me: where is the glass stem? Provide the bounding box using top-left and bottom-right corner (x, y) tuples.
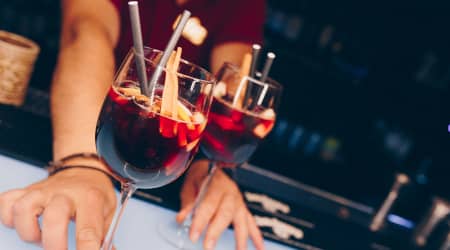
(101, 182), (137, 250)
(179, 161), (218, 239)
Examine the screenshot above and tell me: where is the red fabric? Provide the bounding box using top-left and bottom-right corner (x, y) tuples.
(110, 0), (265, 69)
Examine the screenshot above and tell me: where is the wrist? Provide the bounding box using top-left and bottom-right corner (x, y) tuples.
(52, 135), (98, 162)
(47, 152), (115, 180)
(51, 150), (109, 172)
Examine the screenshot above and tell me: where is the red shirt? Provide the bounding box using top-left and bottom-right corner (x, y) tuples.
(110, 0), (265, 69)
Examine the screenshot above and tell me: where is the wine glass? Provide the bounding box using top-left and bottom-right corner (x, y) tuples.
(160, 62), (282, 249)
(95, 47), (215, 250)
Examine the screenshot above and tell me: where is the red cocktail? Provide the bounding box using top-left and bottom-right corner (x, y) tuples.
(201, 95), (275, 165)
(95, 47), (215, 250)
(96, 85), (206, 188)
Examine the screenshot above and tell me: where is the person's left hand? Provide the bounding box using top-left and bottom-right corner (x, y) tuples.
(177, 159), (264, 250)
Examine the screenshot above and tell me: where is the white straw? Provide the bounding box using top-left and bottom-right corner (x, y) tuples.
(128, 1), (149, 96)
(233, 76), (248, 107)
(147, 10), (191, 104)
(256, 83), (269, 106)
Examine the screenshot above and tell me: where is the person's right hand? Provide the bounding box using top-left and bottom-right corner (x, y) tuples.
(0, 166), (116, 250)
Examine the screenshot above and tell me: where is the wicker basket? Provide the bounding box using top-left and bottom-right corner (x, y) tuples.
(0, 30), (40, 106)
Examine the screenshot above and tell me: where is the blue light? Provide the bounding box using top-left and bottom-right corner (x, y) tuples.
(388, 214), (415, 229)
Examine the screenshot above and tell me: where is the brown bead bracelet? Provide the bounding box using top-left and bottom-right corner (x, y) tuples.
(46, 152), (116, 181)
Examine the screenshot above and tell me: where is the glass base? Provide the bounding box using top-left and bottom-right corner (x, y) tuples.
(158, 218), (205, 250)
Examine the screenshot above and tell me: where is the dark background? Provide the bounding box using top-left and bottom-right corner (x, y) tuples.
(0, 0), (449, 225)
(253, 0), (450, 216)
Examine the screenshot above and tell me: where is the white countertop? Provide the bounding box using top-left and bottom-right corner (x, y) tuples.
(0, 154), (294, 250)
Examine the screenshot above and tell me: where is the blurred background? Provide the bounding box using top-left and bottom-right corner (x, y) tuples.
(0, 0), (449, 248)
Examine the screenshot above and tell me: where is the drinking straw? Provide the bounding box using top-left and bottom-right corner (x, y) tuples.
(243, 44), (261, 107)
(256, 52), (276, 106)
(128, 1), (149, 96)
(260, 52), (276, 82)
(147, 10), (191, 104)
(249, 44), (261, 78)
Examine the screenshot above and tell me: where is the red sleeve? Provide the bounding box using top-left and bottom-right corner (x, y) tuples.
(213, 0), (266, 46)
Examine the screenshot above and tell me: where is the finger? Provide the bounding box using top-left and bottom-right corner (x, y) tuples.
(233, 210), (249, 250)
(204, 194), (238, 250)
(247, 212), (265, 250)
(189, 179), (224, 242)
(176, 203), (194, 224)
(12, 190), (46, 243)
(179, 176), (198, 210)
(41, 195), (74, 250)
(75, 189), (105, 250)
(0, 189), (26, 227)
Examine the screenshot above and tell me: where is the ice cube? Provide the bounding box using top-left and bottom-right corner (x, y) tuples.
(260, 108), (275, 120)
(213, 81), (227, 97)
(191, 112), (205, 124)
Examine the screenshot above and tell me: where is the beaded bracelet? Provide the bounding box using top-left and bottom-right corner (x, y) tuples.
(46, 152), (116, 181)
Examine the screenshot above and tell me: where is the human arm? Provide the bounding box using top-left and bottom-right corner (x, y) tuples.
(0, 0), (120, 249)
(210, 42), (252, 74)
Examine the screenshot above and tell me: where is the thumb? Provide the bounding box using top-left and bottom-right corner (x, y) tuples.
(176, 203), (194, 223)
(179, 173), (199, 210)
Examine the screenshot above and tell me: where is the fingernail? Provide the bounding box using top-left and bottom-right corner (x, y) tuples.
(190, 231), (200, 242)
(205, 239), (215, 250)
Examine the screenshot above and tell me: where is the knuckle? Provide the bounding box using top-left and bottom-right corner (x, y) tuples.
(61, 195), (73, 205)
(0, 211), (13, 228)
(12, 199), (29, 215)
(0, 193), (6, 205)
(0, 216), (13, 228)
(77, 227), (100, 243)
(234, 209), (247, 223)
(221, 208), (234, 220)
(84, 188), (105, 203)
(55, 195), (73, 209)
(221, 210), (234, 221)
(0, 201), (12, 226)
(227, 182), (239, 194)
(19, 231), (40, 243)
(29, 189), (46, 201)
(199, 204), (215, 215)
(12, 189), (44, 215)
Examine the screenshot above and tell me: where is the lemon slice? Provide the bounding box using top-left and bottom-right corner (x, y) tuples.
(118, 87), (141, 97)
(191, 112), (205, 124)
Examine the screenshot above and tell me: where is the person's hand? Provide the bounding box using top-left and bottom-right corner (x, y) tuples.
(0, 165), (116, 250)
(177, 159), (264, 250)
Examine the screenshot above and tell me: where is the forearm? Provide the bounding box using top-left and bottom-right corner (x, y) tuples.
(50, 25), (116, 165)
